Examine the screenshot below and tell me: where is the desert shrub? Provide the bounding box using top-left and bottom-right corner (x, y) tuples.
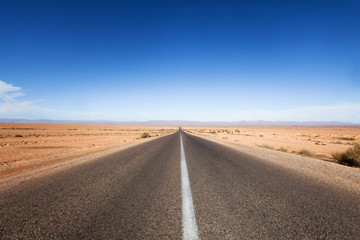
(259, 134), (264, 137)
(278, 146), (289, 152)
(339, 137), (355, 141)
(15, 134), (23, 138)
(260, 144), (274, 149)
(140, 132), (151, 138)
(299, 149), (315, 157)
(332, 143), (360, 167)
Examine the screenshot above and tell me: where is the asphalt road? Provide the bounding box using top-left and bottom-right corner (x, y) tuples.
(1, 130), (359, 239)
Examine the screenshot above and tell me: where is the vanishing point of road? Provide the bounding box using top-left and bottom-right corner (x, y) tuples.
(1, 130), (359, 239)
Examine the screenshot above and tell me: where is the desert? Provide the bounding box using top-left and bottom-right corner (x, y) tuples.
(2, 124), (359, 178)
(184, 126), (360, 164)
(0, 123), (176, 177)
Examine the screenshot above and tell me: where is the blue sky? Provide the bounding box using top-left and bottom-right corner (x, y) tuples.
(1, 0), (359, 122)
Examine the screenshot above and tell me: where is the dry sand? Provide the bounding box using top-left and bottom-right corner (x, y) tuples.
(184, 126), (360, 162)
(0, 123), (176, 177)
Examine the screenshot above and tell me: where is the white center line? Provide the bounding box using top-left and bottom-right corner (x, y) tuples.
(180, 132), (200, 240)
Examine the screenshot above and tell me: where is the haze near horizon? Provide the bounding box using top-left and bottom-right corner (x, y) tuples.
(1, 0), (359, 123)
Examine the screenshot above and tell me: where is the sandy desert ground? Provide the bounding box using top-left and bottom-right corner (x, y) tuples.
(184, 126), (360, 162)
(0, 123), (176, 176)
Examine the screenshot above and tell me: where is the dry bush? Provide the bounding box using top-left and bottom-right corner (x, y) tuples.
(332, 143), (360, 167)
(260, 144), (274, 149)
(278, 146), (289, 152)
(140, 132), (151, 138)
(299, 149), (315, 157)
(339, 136), (355, 141)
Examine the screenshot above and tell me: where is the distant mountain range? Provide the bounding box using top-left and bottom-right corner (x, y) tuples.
(0, 118), (358, 126)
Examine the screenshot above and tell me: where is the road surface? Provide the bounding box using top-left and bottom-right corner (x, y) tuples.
(1, 130), (359, 239)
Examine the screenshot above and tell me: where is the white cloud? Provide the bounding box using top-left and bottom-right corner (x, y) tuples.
(0, 80), (41, 116)
(1, 80), (359, 123)
(0, 80), (24, 102)
(0, 80), (112, 120)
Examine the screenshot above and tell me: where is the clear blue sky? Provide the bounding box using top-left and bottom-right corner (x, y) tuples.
(1, 0), (359, 122)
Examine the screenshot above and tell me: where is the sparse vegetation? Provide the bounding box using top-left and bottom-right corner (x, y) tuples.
(332, 143), (360, 167)
(339, 137), (355, 141)
(15, 134), (23, 138)
(259, 134), (264, 137)
(140, 132), (151, 138)
(278, 146), (289, 152)
(299, 149), (315, 157)
(260, 144), (274, 149)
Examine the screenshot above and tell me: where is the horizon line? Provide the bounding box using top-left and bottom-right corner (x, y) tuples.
(0, 118), (359, 126)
